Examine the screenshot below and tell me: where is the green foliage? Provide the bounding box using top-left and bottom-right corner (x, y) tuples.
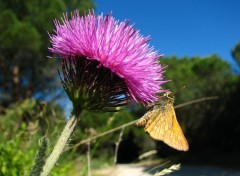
(155, 55), (240, 158)
(0, 126), (36, 176)
(232, 42), (240, 65)
(1, 54), (239, 174)
(160, 55), (233, 126)
(0, 99), (76, 176)
(160, 55), (231, 97)
(0, 99), (66, 138)
(0, 0), (95, 105)
(74, 109), (135, 151)
(70, 108), (148, 163)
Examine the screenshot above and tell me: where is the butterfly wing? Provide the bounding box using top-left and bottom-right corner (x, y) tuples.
(145, 104), (189, 151)
(135, 109), (159, 127)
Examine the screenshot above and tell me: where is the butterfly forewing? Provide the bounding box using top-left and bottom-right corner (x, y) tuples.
(144, 103), (172, 140)
(135, 91), (189, 151)
(146, 105), (189, 151)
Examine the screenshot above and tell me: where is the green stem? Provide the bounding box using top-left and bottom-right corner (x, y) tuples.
(40, 114), (80, 176)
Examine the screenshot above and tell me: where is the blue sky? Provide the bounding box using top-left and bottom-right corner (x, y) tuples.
(96, 0), (240, 71)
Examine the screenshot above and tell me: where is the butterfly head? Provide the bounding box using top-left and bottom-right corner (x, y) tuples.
(162, 91), (174, 102)
(163, 91), (174, 99)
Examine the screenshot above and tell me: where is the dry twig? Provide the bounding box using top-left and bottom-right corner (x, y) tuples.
(114, 127), (125, 164)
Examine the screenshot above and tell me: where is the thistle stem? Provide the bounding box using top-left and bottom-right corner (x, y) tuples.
(40, 114), (80, 176)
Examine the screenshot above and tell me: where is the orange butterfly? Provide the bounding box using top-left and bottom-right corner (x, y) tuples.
(135, 91), (189, 151)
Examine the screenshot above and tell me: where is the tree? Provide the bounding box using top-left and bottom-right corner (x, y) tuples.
(155, 55), (240, 160)
(232, 42), (240, 65)
(0, 0), (95, 106)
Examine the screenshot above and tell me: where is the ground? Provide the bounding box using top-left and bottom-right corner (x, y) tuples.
(93, 163), (240, 176)
(94, 163), (152, 176)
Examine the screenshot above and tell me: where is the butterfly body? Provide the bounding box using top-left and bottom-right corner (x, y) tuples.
(135, 91), (189, 151)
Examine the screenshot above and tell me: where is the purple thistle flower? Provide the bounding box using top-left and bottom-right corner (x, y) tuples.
(49, 10), (166, 105)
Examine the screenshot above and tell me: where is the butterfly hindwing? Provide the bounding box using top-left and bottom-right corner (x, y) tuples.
(135, 107), (160, 127)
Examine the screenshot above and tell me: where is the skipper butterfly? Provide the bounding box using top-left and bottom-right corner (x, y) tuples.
(135, 91), (189, 151)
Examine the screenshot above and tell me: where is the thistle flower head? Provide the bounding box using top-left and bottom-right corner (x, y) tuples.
(49, 10), (166, 111)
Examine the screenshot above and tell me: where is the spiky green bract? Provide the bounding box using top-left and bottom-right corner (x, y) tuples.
(59, 57), (130, 113)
